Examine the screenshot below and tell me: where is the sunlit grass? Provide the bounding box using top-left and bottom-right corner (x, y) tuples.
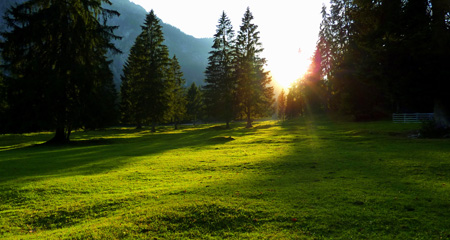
(0, 118), (449, 239)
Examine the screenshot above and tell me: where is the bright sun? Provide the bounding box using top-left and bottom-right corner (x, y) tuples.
(267, 48), (311, 89)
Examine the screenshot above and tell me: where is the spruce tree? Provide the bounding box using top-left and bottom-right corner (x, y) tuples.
(0, 0), (120, 142)
(235, 7), (274, 128)
(120, 10), (170, 132)
(204, 11), (236, 128)
(167, 55), (187, 130)
(186, 82), (204, 125)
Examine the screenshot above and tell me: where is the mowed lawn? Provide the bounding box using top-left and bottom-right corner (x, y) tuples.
(0, 118), (449, 239)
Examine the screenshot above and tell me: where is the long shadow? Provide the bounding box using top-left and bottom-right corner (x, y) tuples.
(137, 118), (450, 238)
(0, 124), (248, 184)
(5, 119), (447, 238)
(198, 118), (450, 238)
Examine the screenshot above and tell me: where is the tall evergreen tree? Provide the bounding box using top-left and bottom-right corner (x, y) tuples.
(203, 11), (236, 128)
(316, 0), (450, 123)
(0, 0), (120, 142)
(186, 82), (204, 125)
(318, 5), (333, 82)
(167, 55), (187, 130)
(235, 7), (274, 128)
(120, 10), (170, 132)
(430, 0), (450, 127)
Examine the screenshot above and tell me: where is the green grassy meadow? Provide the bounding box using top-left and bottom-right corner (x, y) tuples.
(0, 118), (449, 239)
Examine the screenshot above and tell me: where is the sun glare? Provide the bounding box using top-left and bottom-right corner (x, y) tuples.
(267, 48), (311, 89)
(129, 0), (323, 91)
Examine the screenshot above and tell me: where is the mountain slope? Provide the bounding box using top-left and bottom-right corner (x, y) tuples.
(0, 0), (212, 87)
(107, 0), (212, 87)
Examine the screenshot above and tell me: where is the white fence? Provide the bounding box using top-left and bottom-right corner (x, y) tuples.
(392, 113), (434, 123)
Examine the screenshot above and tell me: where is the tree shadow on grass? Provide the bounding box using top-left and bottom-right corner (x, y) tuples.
(215, 119), (450, 238)
(130, 119), (450, 238)
(0, 125), (245, 183)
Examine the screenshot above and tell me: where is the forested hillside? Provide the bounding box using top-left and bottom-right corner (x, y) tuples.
(0, 0), (212, 86)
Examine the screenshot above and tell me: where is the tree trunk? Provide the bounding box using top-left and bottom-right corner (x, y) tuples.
(47, 127), (69, 144)
(174, 122), (179, 130)
(434, 99), (450, 128)
(226, 121), (230, 129)
(246, 111), (252, 128)
(136, 120), (142, 129)
(151, 122), (156, 133)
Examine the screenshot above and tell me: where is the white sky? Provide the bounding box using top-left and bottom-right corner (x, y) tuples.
(130, 0), (329, 88)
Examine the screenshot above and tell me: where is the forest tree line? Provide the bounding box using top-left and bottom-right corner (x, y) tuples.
(279, 0), (450, 126)
(0, 0), (273, 142)
(120, 8), (273, 131)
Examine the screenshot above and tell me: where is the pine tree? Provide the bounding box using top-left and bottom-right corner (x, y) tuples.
(235, 7), (274, 128)
(167, 55), (187, 130)
(186, 82), (204, 125)
(120, 10), (170, 132)
(0, 0), (120, 142)
(277, 89), (286, 120)
(203, 11), (236, 128)
(318, 5), (333, 81)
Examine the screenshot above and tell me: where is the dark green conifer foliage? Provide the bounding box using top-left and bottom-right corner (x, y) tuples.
(314, 0), (450, 124)
(430, 0), (450, 127)
(235, 7), (274, 128)
(186, 82), (204, 125)
(167, 55), (187, 130)
(204, 11), (236, 129)
(120, 61), (133, 125)
(0, 0), (120, 141)
(120, 10), (170, 132)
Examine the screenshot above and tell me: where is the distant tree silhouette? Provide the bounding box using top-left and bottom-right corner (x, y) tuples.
(120, 10), (170, 132)
(285, 84), (303, 119)
(204, 11), (236, 129)
(186, 82), (204, 125)
(235, 8), (274, 128)
(277, 89), (286, 120)
(0, 0), (120, 142)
